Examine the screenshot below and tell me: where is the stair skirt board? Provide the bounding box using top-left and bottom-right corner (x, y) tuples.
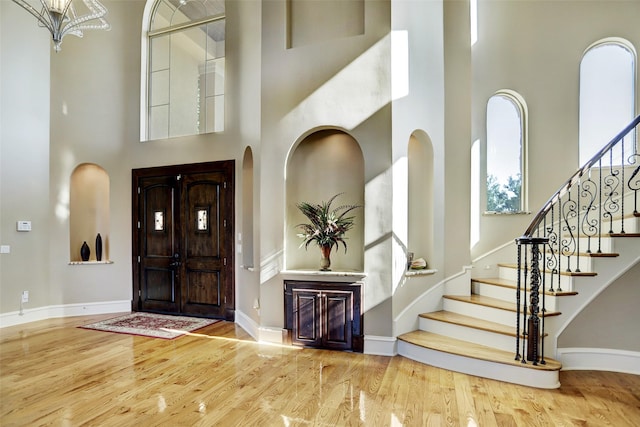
(397, 340), (561, 389)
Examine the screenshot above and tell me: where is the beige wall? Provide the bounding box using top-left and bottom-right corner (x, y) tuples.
(0, 2), (51, 313)
(559, 263), (640, 352)
(1, 0), (638, 355)
(472, 0), (640, 258)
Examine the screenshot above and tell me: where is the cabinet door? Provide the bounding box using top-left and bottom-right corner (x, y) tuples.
(322, 291), (353, 350)
(292, 290), (322, 347)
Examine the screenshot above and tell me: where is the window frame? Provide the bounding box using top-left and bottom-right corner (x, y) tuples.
(578, 38), (636, 166)
(140, 0), (226, 142)
(484, 90), (529, 215)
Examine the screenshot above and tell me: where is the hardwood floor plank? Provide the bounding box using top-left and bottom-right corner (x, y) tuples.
(2, 314), (640, 426)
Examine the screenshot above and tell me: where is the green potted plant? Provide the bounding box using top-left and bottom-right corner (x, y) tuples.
(295, 193), (362, 271)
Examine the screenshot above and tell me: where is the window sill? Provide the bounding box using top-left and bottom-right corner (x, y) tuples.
(483, 211), (531, 216)
(405, 269), (437, 277)
(68, 260), (114, 265)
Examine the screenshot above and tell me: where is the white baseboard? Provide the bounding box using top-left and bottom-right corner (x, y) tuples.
(364, 335), (397, 356)
(234, 309), (259, 341)
(0, 300), (131, 328)
(230, 310), (288, 345)
(258, 326), (285, 345)
(557, 347), (640, 375)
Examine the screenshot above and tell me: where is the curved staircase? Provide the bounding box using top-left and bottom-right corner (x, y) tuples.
(399, 115), (640, 389)
(398, 227), (639, 389)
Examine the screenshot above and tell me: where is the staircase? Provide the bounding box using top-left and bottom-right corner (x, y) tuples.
(398, 115), (640, 389)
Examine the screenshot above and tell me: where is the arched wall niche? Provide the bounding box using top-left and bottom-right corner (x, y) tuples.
(242, 146), (255, 269)
(407, 130), (434, 267)
(69, 163), (110, 263)
(285, 128), (365, 271)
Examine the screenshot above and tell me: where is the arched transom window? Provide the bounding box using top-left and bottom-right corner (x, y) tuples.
(146, 0), (225, 140)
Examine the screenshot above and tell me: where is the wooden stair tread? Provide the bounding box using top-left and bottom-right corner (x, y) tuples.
(419, 310), (547, 338)
(444, 294), (562, 316)
(588, 252), (620, 258)
(398, 330), (561, 371)
(498, 263), (597, 277)
(610, 233), (640, 237)
(472, 277), (578, 296)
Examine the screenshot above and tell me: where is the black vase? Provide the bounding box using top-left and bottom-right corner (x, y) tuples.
(95, 233), (103, 262)
(80, 241), (90, 262)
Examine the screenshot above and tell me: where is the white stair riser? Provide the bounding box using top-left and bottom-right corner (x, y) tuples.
(419, 317), (517, 353)
(611, 216), (639, 233)
(471, 282), (559, 312)
(499, 267), (575, 291)
(443, 298), (516, 327)
(515, 237), (618, 256)
(554, 218), (637, 242)
(575, 236), (615, 253)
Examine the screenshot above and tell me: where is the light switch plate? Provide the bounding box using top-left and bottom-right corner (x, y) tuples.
(17, 221), (31, 231)
(0, 245), (10, 254)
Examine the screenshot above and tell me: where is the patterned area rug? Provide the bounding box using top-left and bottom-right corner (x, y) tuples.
(80, 312), (219, 339)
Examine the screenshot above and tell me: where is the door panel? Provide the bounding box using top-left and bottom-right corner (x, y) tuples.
(133, 161), (234, 320)
(181, 172), (229, 317)
(139, 177), (179, 313)
(324, 291), (352, 350)
(293, 290), (321, 346)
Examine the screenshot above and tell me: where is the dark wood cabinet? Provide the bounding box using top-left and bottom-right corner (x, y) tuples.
(284, 280), (363, 352)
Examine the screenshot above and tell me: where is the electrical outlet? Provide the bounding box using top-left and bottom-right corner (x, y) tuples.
(21, 291), (29, 303)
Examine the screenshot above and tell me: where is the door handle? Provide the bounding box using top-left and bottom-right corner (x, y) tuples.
(169, 253), (181, 268)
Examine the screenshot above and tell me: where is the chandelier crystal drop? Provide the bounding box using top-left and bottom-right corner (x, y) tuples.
(12, 0), (110, 52)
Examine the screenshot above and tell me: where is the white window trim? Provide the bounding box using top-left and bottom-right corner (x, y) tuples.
(484, 89), (529, 214)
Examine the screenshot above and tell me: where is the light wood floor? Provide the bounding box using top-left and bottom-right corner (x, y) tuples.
(1, 314), (639, 426)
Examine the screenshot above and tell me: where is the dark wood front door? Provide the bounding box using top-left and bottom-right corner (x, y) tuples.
(132, 161), (235, 320)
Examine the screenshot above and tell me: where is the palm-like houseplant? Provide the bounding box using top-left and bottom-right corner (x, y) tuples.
(295, 193), (362, 271)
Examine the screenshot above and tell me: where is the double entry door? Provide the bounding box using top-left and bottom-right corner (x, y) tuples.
(132, 161), (234, 320)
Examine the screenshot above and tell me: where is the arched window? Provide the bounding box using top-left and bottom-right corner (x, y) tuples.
(486, 91), (528, 213)
(143, 0), (225, 141)
(579, 39), (636, 165)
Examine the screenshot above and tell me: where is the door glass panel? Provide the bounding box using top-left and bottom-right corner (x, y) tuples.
(197, 208), (209, 231)
(154, 211), (165, 231)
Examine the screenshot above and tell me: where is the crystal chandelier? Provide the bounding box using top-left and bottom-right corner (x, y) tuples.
(12, 0), (111, 52)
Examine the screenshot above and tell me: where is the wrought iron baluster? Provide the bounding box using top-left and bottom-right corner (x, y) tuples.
(521, 245), (529, 364)
(515, 242), (522, 361)
(621, 137), (626, 234)
(561, 191), (577, 273)
(526, 240), (546, 365)
(546, 205), (557, 293)
(514, 115), (640, 364)
(580, 171), (598, 256)
(629, 154), (640, 216)
(540, 241), (547, 365)
(597, 158), (603, 253)
(604, 149), (621, 234)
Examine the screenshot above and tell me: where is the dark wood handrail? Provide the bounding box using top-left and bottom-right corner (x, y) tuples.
(519, 114), (640, 240)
